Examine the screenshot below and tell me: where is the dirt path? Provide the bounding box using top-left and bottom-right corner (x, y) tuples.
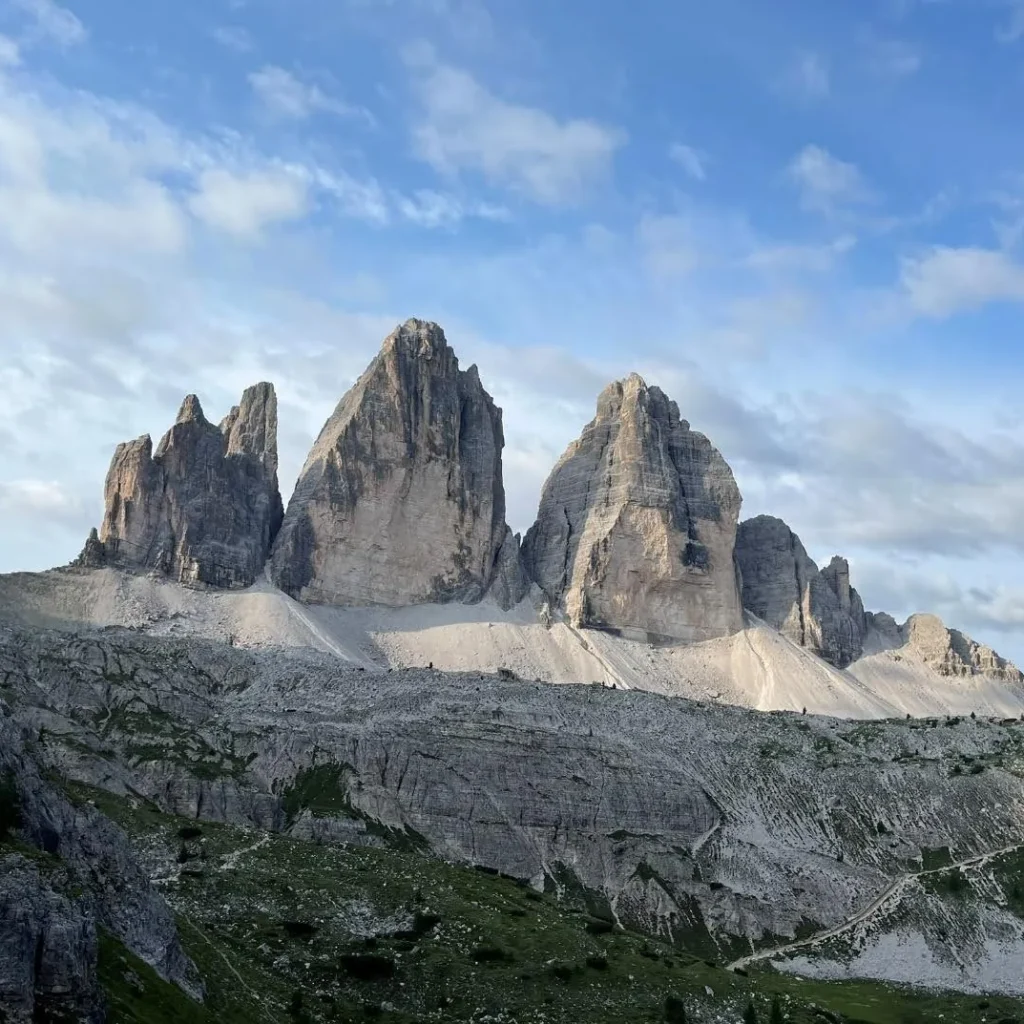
(727, 840), (1024, 972)
(218, 833), (270, 872)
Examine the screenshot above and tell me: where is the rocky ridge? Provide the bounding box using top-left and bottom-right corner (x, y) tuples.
(0, 702), (200, 1021)
(79, 384), (283, 589)
(523, 373), (744, 643)
(270, 319), (526, 609)
(735, 515), (868, 668)
(3, 621), (1024, 1000)
(901, 613), (1024, 683)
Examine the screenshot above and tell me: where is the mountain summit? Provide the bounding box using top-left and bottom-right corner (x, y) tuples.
(270, 319), (525, 607)
(79, 382), (283, 588)
(523, 373), (744, 642)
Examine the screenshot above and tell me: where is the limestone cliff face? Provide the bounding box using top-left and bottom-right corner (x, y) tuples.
(735, 516), (866, 668)
(79, 384), (283, 589)
(902, 614), (1024, 683)
(522, 374), (744, 642)
(270, 319), (523, 608)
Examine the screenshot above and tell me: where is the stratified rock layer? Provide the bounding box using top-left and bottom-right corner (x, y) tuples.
(79, 385), (283, 589)
(522, 374), (744, 642)
(902, 613), (1024, 683)
(735, 516), (866, 668)
(270, 320), (520, 608)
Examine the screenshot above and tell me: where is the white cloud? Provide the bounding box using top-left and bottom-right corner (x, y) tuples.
(189, 168), (309, 240)
(669, 143), (707, 182)
(786, 52), (830, 100)
(406, 45), (625, 204)
(787, 145), (872, 214)
(248, 66), (372, 123)
(0, 479), (88, 527)
(11, 0), (86, 47)
(211, 26), (254, 53)
(0, 34), (21, 66)
(745, 235), (856, 273)
(901, 246), (1024, 316)
(393, 188), (509, 227)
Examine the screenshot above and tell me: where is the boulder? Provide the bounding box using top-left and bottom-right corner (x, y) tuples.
(79, 384), (283, 588)
(270, 319), (522, 608)
(522, 373), (744, 643)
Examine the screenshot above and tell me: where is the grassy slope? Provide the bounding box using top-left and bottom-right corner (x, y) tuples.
(65, 783), (1024, 1024)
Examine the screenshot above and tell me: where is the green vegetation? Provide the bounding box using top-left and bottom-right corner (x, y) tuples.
(72, 783), (1024, 1024)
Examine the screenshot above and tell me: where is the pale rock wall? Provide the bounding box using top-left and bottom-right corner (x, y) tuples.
(523, 374), (744, 643)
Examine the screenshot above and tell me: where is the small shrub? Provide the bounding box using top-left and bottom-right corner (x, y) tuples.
(339, 954), (396, 981)
(585, 955), (608, 971)
(664, 995), (687, 1024)
(549, 961), (577, 982)
(471, 945), (511, 964)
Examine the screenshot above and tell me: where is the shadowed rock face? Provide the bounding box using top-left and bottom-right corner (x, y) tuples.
(522, 374), (744, 642)
(270, 319), (524, 608)
(78, 384), (283, 589)
(735, 516), (866, 668)
(0, 707), (201, 1019)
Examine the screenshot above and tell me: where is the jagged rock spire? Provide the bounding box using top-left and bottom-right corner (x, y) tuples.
(78, 383), (283, 588)
(734, 515), (867, 668)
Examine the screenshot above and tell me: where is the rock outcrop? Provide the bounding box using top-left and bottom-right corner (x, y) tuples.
(270, 320), (523, 608)
(735, 516), (866, 668)
(79, 384), (283, 589)
(0, 705), (201, 1019)
(901, 613), (1024, 683)
(522, 374), (744, 642)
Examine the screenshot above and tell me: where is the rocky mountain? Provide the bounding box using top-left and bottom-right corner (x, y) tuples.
(901, 613), (1024, 683)
(78, 384), (283, 589)
(735, 515), (867, 668)
(270, 319), (526, 609)
(523, 374), (744, 643)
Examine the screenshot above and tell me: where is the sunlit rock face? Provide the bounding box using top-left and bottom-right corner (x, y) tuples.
(523, 373), (744, 643)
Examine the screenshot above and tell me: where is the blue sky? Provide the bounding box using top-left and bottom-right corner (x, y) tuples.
(4, 0), (1024, 659)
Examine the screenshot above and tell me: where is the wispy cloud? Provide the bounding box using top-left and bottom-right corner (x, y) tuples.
(784, 51), (830, 101)
(787, 145), (873, 214)
(249, 66), (374, 124)
(211, 25), (254, 53)
(861, 35), (923, 77)
(405, 43), (625, 205)
(11, 0), (86, 47)
(0, 34), (21, 66)
(668, 142), (707, 181)
(901, 246), (1024, 316)
(188, 168), (309, 240)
